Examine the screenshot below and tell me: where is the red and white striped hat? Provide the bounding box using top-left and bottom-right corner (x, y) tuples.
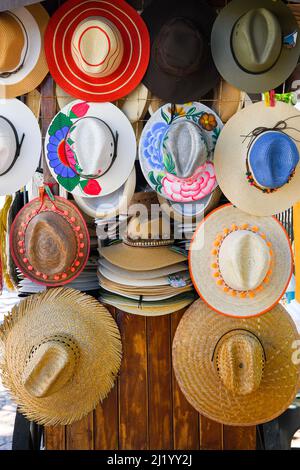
(45, 0), (150, 102)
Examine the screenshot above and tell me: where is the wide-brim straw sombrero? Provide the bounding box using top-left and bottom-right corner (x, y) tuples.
(0, 98), (41, 196)
(189, 204), (293, 318)
(214, 102), (300, 216)
(45, 0), (150, 103)
(211, 0), (300, 94)
(0, 4), (49, 99)
(173, 299), (300, 426)
(0, 288), (122, 426)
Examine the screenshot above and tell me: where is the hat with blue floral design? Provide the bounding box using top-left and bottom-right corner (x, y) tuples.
(44, 100), (136, 198)
(139, 102), (223, 203)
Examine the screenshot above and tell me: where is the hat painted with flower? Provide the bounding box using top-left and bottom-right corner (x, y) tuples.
(189, 204), (293, 318)
(214, 102), (300, 216)
(45, 100), (136, 198)
(139, 102), (223, 203)
(10, 187), (90, 287)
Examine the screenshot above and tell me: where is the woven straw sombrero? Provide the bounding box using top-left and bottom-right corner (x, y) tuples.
(173, 299), (300, 426)
(0, 4), (49, 99)
(0, 288), (122, 426)
(214, 102), (300, 216)
(10, 190), (90, 287)
(45, 0), (150, 103)
(189, 204), (293, 318)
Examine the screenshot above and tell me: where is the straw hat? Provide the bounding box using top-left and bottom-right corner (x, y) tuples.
(215, 102), (300, 216)
(73, 166), (136, 219)
(10, 192), (90, 287)
(158, 186), (221, 223)
(45, 100), (136, 198)
(139, 102), (223, 203)
(0, 4), (49, 99)
(173, 299), (300, 426)
(0, 288), (122, 425)
(0, 98), (41, 196)
(141, 0), (219, 103)
(45, 0), (150, 103)
(189, 204), (293, 318)
(211, 0), (300, 93)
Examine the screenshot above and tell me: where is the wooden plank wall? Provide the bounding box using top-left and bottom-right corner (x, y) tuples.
(41, 0), (256, 450)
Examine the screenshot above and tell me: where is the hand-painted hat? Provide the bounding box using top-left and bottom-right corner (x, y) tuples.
(211, 0), (300, 93)
(45, 0), (150, 103)
(0, 98), (41, 196)
(45, 100), (136, 198)
(141, 0), (219, 103)
(139, 102), (223, 203)
(173, 299), (300, 426)
(0, 288), (122, 425)
(0, 4), (48, 99)
(214, 102), (300, 216)
(189, 204), (293, 318)
(10, 189), (90, 287)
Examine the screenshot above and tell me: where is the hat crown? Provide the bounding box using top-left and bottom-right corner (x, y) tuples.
(71, 17), (124, 78)
(249, 131), (299, 190)
(0, 12), (25, 74)
(216, 331), (265, 396)
(162, 120), (208, 179)
(126, 215), (173, 246)
(0, 118), (17, 174)
(67, 117), (116, 178)
(218, 230), (270, 291)
(232, 8), (281, 74)
(155, 17), (204, 76)
(22, 336), (79, 398)
(25, 212), (77, 276)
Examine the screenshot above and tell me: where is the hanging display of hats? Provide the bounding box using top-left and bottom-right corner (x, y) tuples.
(141, 0), (219, 103)
(139, 102), (223, 203)
(189, 204), (293, 318)
(0, 288), (122, 425)
(44, 100), (136, 198)
(44, 0), (150, 102)
(10, 189), (90, 287)
(172, 299), (300, 426)
(214, 102), (300, 216)
(0, 3), (49, 98)
(0, 98), (41, 196)
(211, 0), (300, 94)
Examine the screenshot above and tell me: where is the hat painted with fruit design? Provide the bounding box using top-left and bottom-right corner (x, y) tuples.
(139, 102), (223, 203)
(45, 100), (136, 198)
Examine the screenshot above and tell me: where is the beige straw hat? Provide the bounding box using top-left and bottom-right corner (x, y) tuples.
(214, 102), (300, 216)
(0, 288), (122, 426)
(0, 4), (49, 99)
(173, 299), (300, 426)
(189, 204), (293, 318)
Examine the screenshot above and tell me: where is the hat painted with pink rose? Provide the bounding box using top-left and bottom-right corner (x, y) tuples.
(139, 102), (223, 203)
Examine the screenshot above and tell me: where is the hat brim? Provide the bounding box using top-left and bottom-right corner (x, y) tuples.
(100, 243), (187, 271)
(141, 0), (219, 102)
(0, 98), (41, 196)
(173, 299), (300, 426)
(45, 0), (150, 103)
(214, 102), (300, 215)
(45, 100), (136, 198)
(73, 166), (136, 219)
(0, 5), (49, 99)
(189, 204), (293, 318)
(0, 288), (122, 426)
(139, 102), (223, 203)
(10, 196), (90, 286)
(211, 0), (300, 93)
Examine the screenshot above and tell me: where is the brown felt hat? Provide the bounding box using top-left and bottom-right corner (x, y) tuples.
(211, 0), (300, 93)
(173, 299), (300, 426)
(10, 192), (90, 287)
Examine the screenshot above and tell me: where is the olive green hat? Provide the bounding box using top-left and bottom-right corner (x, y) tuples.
(211, 0), (300, 93)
